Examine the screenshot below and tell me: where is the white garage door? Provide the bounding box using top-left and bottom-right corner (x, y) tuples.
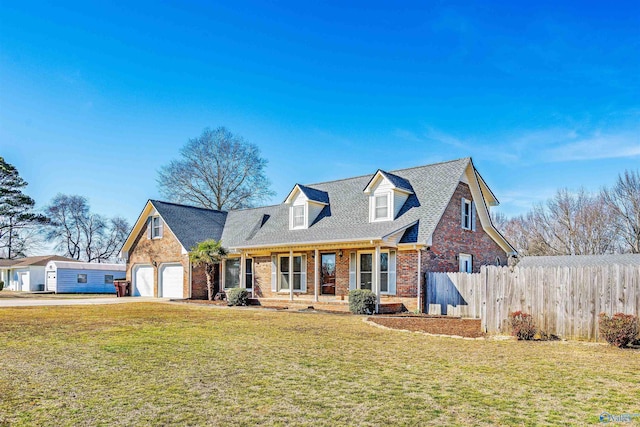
(133, 265), (154, 297)
(159, 264), (184, 298)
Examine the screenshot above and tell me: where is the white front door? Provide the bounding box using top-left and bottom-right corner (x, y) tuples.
(19, 272), (29, 291)
(46, 271), (56, 292)
(159, 264), (184, 298)
(133, 265), (154, 297)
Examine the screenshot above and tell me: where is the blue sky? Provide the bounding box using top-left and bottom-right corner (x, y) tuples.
(1, 0), (639, 228)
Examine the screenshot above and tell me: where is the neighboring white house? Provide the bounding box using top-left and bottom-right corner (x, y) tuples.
(44, 261), (126, 293)
(0, 255), (78, 292)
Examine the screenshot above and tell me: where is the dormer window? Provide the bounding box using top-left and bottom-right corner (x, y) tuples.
(284, 184), (329, 230)
(292, 205), (305, 228)
(374, 194), (390, 221)
(364, 170), (414, 223)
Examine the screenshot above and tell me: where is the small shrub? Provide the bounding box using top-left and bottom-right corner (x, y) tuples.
(349, 289), (376, 315)
(227, 288), (249, 306)
(0, 280), (4, 291)
(599, 312), (639, 348)
(509, 311), (537, 340)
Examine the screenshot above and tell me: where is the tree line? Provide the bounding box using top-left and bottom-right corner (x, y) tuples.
(0, 157), (129, 262)
(494, 170), (640, 256)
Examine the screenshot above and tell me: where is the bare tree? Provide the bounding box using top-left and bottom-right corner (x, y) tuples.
(602, 169), (640, 253)
(44, 194), (130, 262)
(157, 127), (275, 210)
(499, 189), (618, 256)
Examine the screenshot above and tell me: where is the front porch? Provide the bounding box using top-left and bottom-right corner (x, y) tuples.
(222, 242), (426, 313)
(247, 296), (406, 314)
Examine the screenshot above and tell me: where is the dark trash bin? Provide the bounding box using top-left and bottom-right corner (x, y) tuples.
(114, 280), (130, 297)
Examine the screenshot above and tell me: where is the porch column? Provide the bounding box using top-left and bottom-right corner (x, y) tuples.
(375, 244), (381, 314)
(314, 249), (319, 302)
(240, 252), (246, 289)
(416, 249), (422, 313)
(289, 249), (294, 302)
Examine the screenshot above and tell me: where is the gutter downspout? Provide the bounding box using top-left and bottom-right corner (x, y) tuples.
(314, 249), (319, 303)
(417, 248), (421, 313)
(289, 249), (293, 302)
(375, 244), (381, 314)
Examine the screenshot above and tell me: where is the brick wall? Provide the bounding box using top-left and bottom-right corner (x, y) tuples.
(126, 218), (189, 298)
(423, 182), (507, 273)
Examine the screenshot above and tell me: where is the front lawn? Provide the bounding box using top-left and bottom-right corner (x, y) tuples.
(0, 303), (638, 426)
(0, 290), (114, 299)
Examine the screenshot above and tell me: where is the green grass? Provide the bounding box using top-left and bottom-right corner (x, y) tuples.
(0, 303), (638, 426)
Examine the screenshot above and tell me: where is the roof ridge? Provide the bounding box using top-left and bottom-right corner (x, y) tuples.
(303, 157), (470, 187)
(150, 199), (228, 214)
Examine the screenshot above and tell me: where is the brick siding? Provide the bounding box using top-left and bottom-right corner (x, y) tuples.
(423, 182), (507, 273)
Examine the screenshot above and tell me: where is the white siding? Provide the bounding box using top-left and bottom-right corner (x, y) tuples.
(393, 192), (409, 218)
(307, 201), (325, 226)
(29, 267), (45, 291)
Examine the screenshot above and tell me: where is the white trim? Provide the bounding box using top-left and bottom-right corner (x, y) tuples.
(276, 253), (306, 294)
(290, 204), (306, 229)
(459, 253), (473, 273)
(151, 216), (163, 239)
(222, 256), (246, 290)
(461, 198), (472, 230)
(355, 249), (395, 295)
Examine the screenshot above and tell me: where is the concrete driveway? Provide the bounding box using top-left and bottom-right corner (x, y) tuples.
(0, 297), (164, 307)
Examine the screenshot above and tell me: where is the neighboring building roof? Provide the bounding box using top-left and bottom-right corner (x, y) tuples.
(150, 200), (228, 251)
(46, 261), (126, 271)
(0, 255), (78, 268)
(221, 158), (474, 249)
(517, 254), (640, 268)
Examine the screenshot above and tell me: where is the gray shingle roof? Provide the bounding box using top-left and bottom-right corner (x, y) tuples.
(297, 185), (330, 204)
(517, 254), (640, 268)
(151, 200), (228, 251)
(378, 170), (414, 193)
(220, 158), (471, 248)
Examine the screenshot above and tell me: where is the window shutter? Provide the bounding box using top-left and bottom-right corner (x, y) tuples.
(388, 250), (396, 295)
(471, 201), (476, 231)
(271, 255), (277, 292)
(461, 199), (466, 229)
(146, 218), (152, 239)
(158, 217), (164, 237)
(300, 254), (307, 292)
(349, 252), (356, 290)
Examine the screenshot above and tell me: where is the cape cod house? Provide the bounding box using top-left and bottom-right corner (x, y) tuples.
(119, 158), (515, 312)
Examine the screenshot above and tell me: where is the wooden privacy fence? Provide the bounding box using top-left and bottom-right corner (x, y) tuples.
(425, 264), (640, 341)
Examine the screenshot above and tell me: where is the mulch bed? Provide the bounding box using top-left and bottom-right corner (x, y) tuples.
(369, 316), (484, 338)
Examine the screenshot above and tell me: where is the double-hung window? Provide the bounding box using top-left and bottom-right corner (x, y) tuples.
(224, 258), (240, 289)
(279, 255), (304, 291)
(151, 216), (162, 238)
(353, 251), (395, 294)
(374, 195), (389, 220)
(461, 198), (474, 230)
(224, 258), (253, 289)
(77, 274), (87, 284)
(292, 205), (305, 228)
(104, 275), (114, 284)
